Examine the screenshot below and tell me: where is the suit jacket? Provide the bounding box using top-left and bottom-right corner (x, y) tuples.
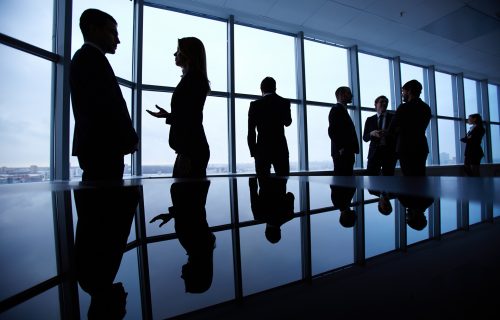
(70, 44), (138, 157)
(387, 98), (431, 156)
(362, 111), (395, 160)
(167, 70), (210, 157)
(249, 177), (294, 226)
(328, 103), (360, 157)
(247, 93), (292, 158)
(461, 125), (485, 161)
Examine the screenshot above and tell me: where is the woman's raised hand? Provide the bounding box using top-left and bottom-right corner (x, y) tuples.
(146, 104), (170, 118)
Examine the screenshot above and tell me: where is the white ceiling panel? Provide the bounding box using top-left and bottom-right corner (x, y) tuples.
(223, 0), (278, 16)
(389, 30), (458, 59)
(328, 0), (379, 10)
(364, 0), (463, 29)
(338, 12), (414, 47)
(468, 0), (500, 18)
(191, 0), (226, 7)
(302, 1), (361, 31)
(266, 0), (327, 25)
(464, 29), (500, 55)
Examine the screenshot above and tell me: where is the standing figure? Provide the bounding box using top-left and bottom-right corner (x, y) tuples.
(387, 80), (431, 176)
(70, 9), (139, 181)
(460, 113), (485, 176)
(247, 77), (292, 176)
(147, 37), (210, 178)
(362, 95), (396, 176)
(328, 86), (360, 176)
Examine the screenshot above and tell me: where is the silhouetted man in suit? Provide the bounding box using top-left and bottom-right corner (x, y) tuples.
(362, 95), (396, 176)
(328, 86), (360, 176)
(248, 77), (292, 176)
(387, 80), (431, 176)
(70, 9), (138, 181)
(330, 185), (357, 228)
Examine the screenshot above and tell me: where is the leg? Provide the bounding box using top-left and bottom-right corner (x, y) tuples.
(366, 153), (382, 176)
(255, 156), (272, 176)
(333, 153), (355, 176)
(272, 155), (290, 176)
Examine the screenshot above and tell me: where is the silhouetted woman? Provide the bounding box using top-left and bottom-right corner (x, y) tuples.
(460, 113), (485, 177)
(147, 37), (210, 178)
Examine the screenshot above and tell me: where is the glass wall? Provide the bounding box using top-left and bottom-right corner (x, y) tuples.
(1, 1), (500, 183)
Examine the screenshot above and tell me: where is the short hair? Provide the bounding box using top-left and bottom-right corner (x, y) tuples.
(375, 95), (389, 104)
(402, 80), (422, 96)
(261, 77), (276, 93)
(469, 113), (484, 126)
(335, 86), (351, 99)
(80, 9), (116, 40)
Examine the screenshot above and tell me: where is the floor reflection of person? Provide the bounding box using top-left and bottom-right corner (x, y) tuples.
(74, 185), (140, 319)
(396, 194), (434, 231)
(330, 185), (357, 228)
(249, 177), (295, 243)
(150, 180), (215, 293)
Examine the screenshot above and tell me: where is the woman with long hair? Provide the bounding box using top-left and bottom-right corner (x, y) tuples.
(460, 113), (485, 176)
(147, 37), (211, 178)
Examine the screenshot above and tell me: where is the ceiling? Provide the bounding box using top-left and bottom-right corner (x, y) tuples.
(149, 0), (500, 83)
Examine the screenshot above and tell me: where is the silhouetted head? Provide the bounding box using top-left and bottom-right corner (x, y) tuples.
(176, 37), (210, 92)
(80, 9), (119, 54)
(468, 113), (483, 127)
(265, 224), (281, 244)
(406, 208), (427, 231)
(374, 95), (389, 114)
(335, 86), (353, 106)
(339, 209), (356, 228)
(261, 77), (277, 94)
(378, 196), (393, 215)
(402, 80), (422, 102)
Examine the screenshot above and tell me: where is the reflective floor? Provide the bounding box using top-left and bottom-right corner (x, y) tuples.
(0, 175), (499, 319)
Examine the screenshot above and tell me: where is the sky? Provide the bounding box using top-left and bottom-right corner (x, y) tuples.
(0, 0), (498, 169)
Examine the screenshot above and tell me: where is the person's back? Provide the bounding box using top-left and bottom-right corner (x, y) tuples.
(248, 77), (292, 176)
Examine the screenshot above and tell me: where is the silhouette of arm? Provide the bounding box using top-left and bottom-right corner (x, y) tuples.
(283, 100), (292, 127)
(247, 102), (257, 157)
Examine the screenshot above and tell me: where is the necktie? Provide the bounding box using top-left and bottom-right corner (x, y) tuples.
(378, 115), (384, 130)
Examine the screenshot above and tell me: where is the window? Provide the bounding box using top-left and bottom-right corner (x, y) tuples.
(304, 40), (348, 103)
(401, 63), (426, 102)
(234, 25), (296, 98)
(437, 119), (458, 164)
(72, 0), (134, 80)
(360, 110), (376, 168)
(491, 125), (500, 163)
(488, 84), (499, 123)
(359, 53), (391, 109)
(0, 45), (52, 183)
(142, 7), (227, 91)
(435, 72), (455, 117)
(0, 0), (54, 51)
(464, 78), (479, 117)
(307, 106), (332, 171)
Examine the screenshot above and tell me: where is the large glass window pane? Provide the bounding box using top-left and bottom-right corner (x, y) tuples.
(304, 40), (348, 103)
(359, 53), (391, 109)
(437, 119), (458, 164)
(0, 45), (51, 183)
(307, 106), (332, 171)
(235, 99), (298, 173)
(441, 199), (457, 234)
(0, 0), (53, 51)
(72, 0), (133, 80)
(491, 124), (500, 163)
(435, 72), (455, 117)
(365, 202), (395, 259)
(234, 25), (296, 98)
(401, 63), (427, 103)
(143, 7), (227, 92)
(488, 84), (499, 122)
(464, 78), (479, 116)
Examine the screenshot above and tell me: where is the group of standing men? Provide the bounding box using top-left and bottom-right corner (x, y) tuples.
(248, 78), (432, 178)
